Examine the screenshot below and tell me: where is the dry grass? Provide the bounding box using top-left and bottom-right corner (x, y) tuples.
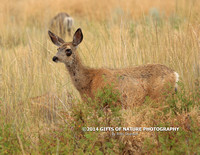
(0, 0), (200, 154)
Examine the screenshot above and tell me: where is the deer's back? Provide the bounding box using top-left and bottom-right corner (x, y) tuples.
(52, 13), (69, 22)
(50, 13), (70, 30)
(89, 64), (176, 106)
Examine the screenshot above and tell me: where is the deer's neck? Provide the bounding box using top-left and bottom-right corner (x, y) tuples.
(65, 54), (93, 93)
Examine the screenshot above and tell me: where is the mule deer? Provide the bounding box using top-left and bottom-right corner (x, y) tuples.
(48, 28), (179, 107)
(50, 12), (74, 38)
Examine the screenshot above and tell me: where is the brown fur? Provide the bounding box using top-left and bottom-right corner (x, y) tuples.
(50, 12), (74, 38)
(48, 28), (177, 108)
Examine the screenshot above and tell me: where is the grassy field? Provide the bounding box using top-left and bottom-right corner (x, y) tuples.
(0, 0), (199, 154)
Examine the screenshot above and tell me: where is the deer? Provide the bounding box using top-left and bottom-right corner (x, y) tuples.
(48, 28), (179, 108)
(50, 12), (74, 38)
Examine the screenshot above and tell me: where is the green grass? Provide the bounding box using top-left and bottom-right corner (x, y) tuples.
(0, 82), (199, 154)
(0, 0), (200, 154)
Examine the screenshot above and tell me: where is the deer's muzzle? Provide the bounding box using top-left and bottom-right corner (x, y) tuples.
(52, 56), (58, 62)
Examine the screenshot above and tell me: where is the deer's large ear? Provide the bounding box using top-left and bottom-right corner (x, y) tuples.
(48, 30), (65, 46)
(72, 28), (83, 46)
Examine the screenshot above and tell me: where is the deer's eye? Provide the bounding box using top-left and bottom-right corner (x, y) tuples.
(65, 49), (72, 56)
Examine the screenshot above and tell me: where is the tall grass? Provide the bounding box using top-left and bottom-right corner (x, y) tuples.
(0, 0), (199, 154)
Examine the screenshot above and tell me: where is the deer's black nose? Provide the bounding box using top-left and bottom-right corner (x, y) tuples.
(52, 56), (58, 62)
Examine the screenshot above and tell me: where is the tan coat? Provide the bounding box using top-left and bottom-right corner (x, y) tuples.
(48, 28), (179, 108)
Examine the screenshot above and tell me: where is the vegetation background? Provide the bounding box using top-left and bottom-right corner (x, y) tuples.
(0, 0), (199, 154)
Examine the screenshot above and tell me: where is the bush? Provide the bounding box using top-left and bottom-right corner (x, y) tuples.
(39, 83), (124, 154)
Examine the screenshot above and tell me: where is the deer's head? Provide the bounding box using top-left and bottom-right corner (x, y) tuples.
(48, 28), (83, 66)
